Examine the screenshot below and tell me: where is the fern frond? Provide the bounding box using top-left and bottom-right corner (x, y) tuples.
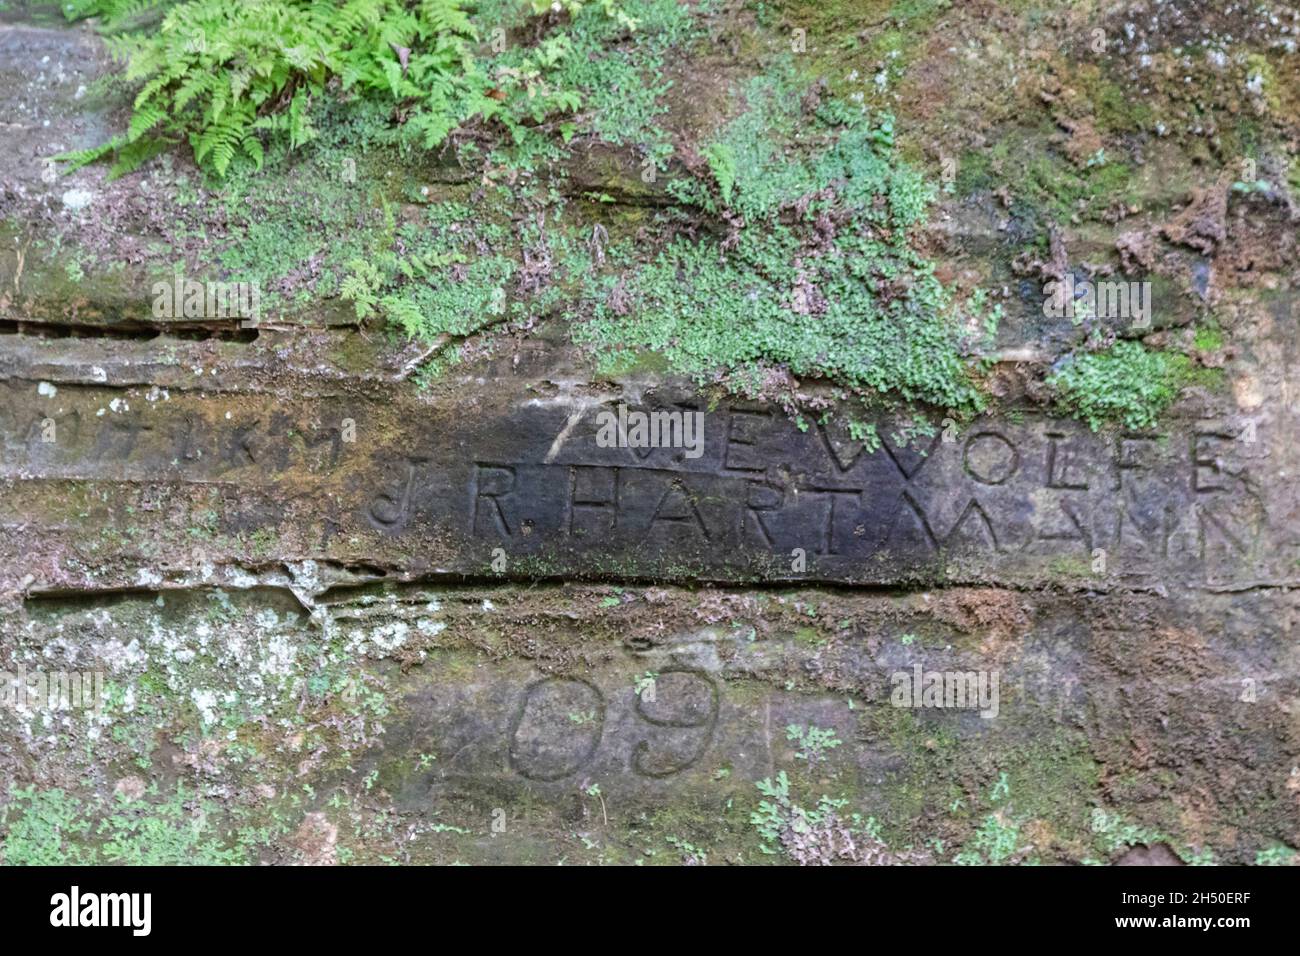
(173, 71), (213, 112)
(126, 103), (167, 142)
(241, 132), (265, 171)
(107, 136), (169, 177)
(51, 137), (124, 173)
(60, 0), (590, 178)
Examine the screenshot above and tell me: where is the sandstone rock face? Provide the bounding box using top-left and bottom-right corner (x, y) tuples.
(1, 4), (1298, 866)
(3, 333), (1297, 864)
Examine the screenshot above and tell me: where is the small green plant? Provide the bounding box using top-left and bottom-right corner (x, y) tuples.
(0, 784), (243, 865)
(99, 784), (244, 864)
(989, 771), (1010, 803)
(749, 773), (896, 864)
(845, 418), (881, 452)
(1089, 807), (1165, 856)
(580, 781), (607, 824)
(1230, 179), (1272, 194)
(1047, 341), (1192, 430)
(0, 787), (96, 866)
(952, 773), (1024, 865)
(665, 834), (707, 865)
(337, 203), (518, 340)
(785, 723), (843, 765)
(750, 771), (793, 852)
(953, 812), (1022, 865)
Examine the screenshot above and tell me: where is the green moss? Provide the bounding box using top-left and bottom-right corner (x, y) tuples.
(792, 626), (826, 646)
(1046, 555), (1093, 578)
(1020, 148), (1137, 222)
(1244, 54), (1281, 113)
(955, 147), (994, 197)
(547, 0), (701, 166)
(594, 346), (672, 377)
(1086, 75), (1156, 135)
(1193, 324), (1224, 352)
(634, 796), (754, 865)
(782, 0), (952, 92)
(998, 735), (1099, 832)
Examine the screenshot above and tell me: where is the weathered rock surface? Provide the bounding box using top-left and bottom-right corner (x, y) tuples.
(1, 5), (1298, 867)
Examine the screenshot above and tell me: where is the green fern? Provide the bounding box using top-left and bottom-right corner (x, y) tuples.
(54, 138), (124, 174)
(63, 0), (180, 32)
(702, 142), (737, 207)
(339, 259), (384, 320)
(61, 0), (630, 178)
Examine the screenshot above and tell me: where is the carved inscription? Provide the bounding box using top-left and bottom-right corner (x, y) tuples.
(369, 456), (428, 532)
(507, 672), (719, 782)
(508, 678), (606, 782)
(0, 397), (355, 477)
(632, 669), (719, 778)
(441, 409), (1269, 579)
(0, 384), (1272, 583)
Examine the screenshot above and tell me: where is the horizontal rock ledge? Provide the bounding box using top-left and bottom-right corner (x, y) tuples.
(0, 372), (1284, 594)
